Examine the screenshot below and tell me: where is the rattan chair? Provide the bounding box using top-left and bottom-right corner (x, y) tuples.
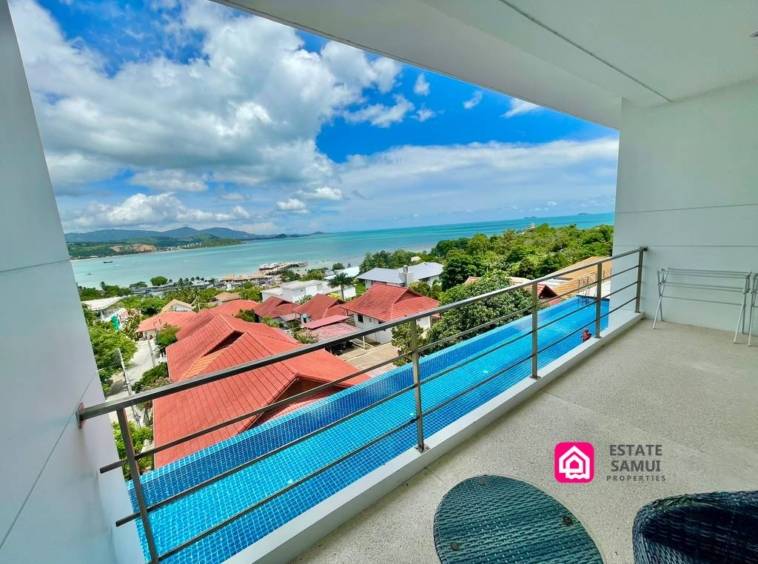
(633, 491), (758, 563)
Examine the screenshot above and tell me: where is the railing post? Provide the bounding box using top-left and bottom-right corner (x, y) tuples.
(531, 282), (539, 379)
(594, 262), (603, 338)
(409, 320), (426, 452)
(117, 409), (159, 563)
(635, 248), (644, 313)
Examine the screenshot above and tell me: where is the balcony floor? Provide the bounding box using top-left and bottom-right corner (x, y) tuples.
(296, 320), (758, 563)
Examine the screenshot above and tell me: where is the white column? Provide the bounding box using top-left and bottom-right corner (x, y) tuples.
(0, 2), (141, 562)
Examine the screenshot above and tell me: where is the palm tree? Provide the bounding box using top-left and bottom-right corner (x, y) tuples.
(330, 272), (353, 300)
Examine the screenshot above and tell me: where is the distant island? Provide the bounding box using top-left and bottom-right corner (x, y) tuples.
(65, 226), (320, 259)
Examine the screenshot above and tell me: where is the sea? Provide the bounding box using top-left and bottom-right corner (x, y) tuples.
(71, 212), (614, 287)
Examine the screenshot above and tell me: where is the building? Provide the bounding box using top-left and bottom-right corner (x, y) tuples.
(154, 314), (365, 466)
(136, 311), (197, 339)
(220, 272), (277, 289)
(357, 262), (443, 289)
(325, 266), (361, 280)
(159, 299), (193, 313)
(294, 294), (347, 324)
(253, 296), (299, 323)
(262, 279), (356, 302)
(81, 296), (127, 323)
(213, 291), (241, 304)
(541, 257), (613, 298)
(5, 3), (758, 564)
(342, 285), (439, 344)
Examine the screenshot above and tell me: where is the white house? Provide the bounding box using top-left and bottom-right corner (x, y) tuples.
(357, 262), (443, 289)
(262, 279), (356, 303)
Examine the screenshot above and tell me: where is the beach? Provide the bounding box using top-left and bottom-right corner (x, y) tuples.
(71, 212), (614, 287)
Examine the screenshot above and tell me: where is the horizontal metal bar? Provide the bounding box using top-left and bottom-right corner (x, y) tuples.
(416, 301), (535, 353)
(421, 352), (535, 420)
(99, 351), (409, 473)
(604, 280), (638, 299)
(156, 418), (416, 561)
(660, 282), (749, 293)
(80, 248), (646, 420)
(662, 268), (751, 278)
(657, 295), (746, 307)
(115, 381), (417, 526)
(536, 322), (591, 355)
(536, 296), (598, 332)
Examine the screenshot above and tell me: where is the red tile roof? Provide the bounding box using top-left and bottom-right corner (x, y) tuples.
(343, 285), (438, 322)
(310, 322), (357, 341)
(253, 296), (297, 319)
(210, 299), (259, 317)
(294, 294), (346, 322)
(154, 315), (363, 466)
(137, 311), (197, 334)
(214, 292), (241, 303)
(303, 314), (350, 330)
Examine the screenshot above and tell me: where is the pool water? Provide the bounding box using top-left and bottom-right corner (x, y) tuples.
(130, 296), (608, 562)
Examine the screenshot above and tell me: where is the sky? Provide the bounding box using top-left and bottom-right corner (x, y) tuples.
(10, 0), (619, 235)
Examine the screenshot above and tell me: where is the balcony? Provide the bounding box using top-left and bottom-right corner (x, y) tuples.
(78, 251), (652, 562)
(294, 318), (758, 563)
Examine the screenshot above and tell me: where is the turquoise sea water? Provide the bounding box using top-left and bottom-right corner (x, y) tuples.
(71, 212), (613, 287)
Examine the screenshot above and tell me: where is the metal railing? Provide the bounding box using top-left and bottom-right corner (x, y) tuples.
(78, 247), (646, 562)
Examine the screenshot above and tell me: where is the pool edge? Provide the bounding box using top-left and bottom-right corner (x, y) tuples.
(226, 311), (644, 564)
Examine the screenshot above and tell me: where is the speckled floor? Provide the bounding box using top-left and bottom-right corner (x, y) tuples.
(296, 320), (758, 564)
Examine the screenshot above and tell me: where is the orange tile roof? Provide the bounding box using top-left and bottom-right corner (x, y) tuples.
(214, 291), (241, 303)
(253, 296), (297, 319)
(154, 315), (363, 466)
(293, 294), (346, 321)
(137, 311), (197, 333)
(210, 299), (259, 317)
(343, 285), (438, 322)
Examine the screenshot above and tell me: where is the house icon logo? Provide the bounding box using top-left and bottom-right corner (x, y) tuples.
(555, 442), (594, 483)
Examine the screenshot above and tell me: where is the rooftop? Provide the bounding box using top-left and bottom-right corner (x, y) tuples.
(294, 294), (346, 322)
(137, 311), (196, 333)
(254, 296), (298, 319)
(357, 262), (443, 285)
(209, 299), (259, 317)
(295, 321), (758, 563)
(343, 285), (439, 322)
(82, 296), (124, 311)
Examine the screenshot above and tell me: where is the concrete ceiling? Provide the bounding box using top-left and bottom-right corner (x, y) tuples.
(220, 0), (758, 127)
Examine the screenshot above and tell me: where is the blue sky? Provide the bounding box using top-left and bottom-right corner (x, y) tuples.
(10, 0), (618, 234)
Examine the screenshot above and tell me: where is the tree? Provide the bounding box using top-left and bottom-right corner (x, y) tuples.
(425, 272), (532, 353)
(329, 272), (353, 300)
(391, 320), (428, 365)
(112, 421), (153, 479)
(88, 324), (137, 393)
(440, 251), (486, 289)
(155, 325), (179, 352)
(409, 280), (442, 300)
(133, 362), (169, 393)
(235, 309), (256, 322)
(331, 262), (345, 271)
(294, 329), (316, 344)
(150, 275), (168, 286)
(238, 283), (262, 301)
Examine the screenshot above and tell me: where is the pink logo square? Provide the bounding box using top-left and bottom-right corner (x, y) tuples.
(555, 442), (594, 483)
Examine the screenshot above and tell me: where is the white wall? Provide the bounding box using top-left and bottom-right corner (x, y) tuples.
(613, 80), (758, 332)
(0, 3), (141, 562)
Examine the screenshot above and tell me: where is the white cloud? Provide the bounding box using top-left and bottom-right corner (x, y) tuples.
(130, 169), (208, 192)
(344, 95), (414, 128)
(65, 192), (250, 229)
(503, 98), (541, 118)
(299, 186), (343, 201)
(415, 108), (436, 122)
(10, 0), (403, 197)
(328, 137), (618, 229)
(413, 74), (430, 96)
(463, 91), (483, 110)
(276, 197), (308, 213)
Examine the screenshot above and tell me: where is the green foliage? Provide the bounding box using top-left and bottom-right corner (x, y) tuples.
(120, 295), (167, 316)
(78, 283), (132, 300)
(280, 269), (300, 282)
(331, 262), (345, 270)
(150, 276), (168, 286)
(82, 304), (96, 326)
(155, 325), (179, 352)
(162, 286), (217, 307)
(427, 272), (532, 352)
(409, 280), (442, 300)
(130, 281), (147, 288)
(360, 249), (429, 271)
(133, 362), (169, 393)
(235, 309), (257, 322)
(302, 268), (326, 280)
(238, 283), (262, 301)
(294, 329), (317, 344)
(440, 251), (487, 289)
(391, 321), (426, 364)
(261, 316), (280, 328)
(88, 323), (137, 393)
(112, 421), (153, 479)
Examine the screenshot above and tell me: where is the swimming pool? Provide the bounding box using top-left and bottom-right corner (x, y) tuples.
(129, 296), (608, 562)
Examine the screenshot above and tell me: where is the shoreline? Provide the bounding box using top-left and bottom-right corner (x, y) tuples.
(72, 212), (614, 287)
